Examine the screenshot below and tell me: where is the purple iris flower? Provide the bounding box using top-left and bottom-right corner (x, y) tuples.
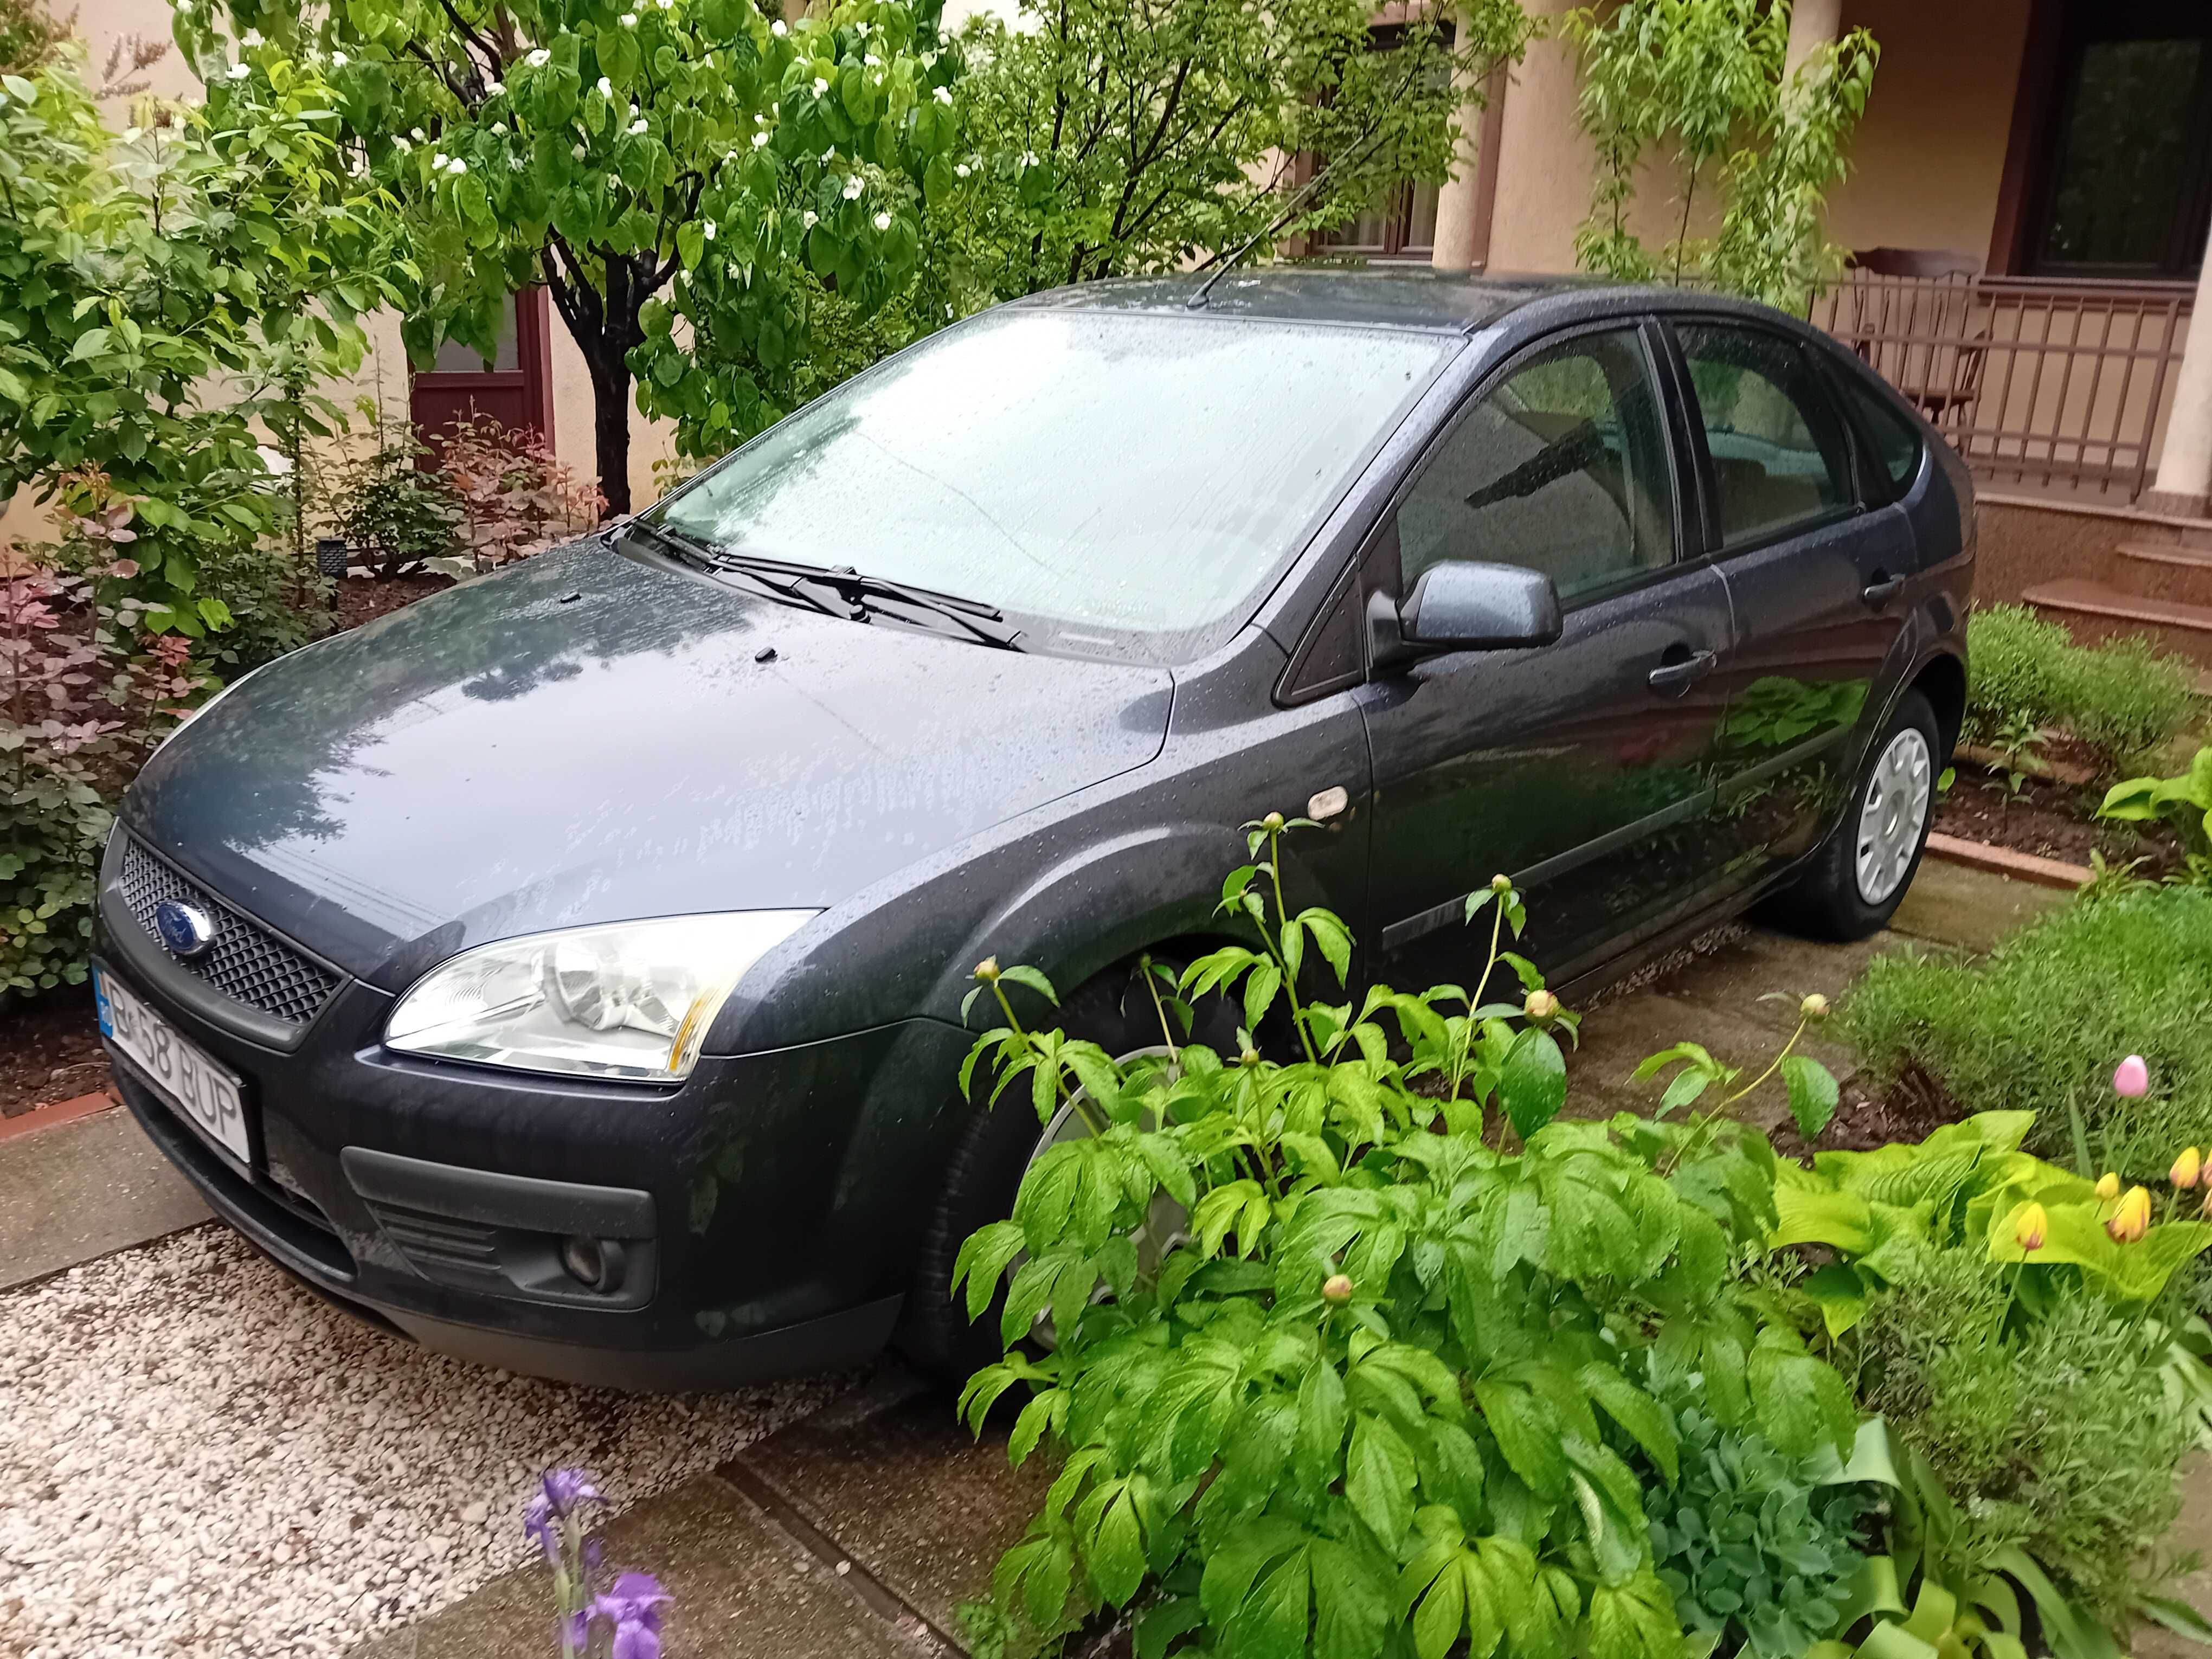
(588, 1572), (673, 1659)
(541, 1468), (603, 1516)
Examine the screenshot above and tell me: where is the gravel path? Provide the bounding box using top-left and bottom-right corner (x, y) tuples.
(0, 1226), (845, 1658)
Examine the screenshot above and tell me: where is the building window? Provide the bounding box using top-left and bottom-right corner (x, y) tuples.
(1304, 22), (1448, 263)
(2027, 3), (2212, 279)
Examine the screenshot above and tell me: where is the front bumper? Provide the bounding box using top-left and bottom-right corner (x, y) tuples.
(95, 835), (970, 1391)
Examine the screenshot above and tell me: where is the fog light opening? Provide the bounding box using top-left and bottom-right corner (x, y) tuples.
(560, 1233), (626, 1293)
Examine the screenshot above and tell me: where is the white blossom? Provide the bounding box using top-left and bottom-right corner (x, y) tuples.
(820, 145), (834, 161)
(627, 117), (648, 134)
(770, 17), (786, 35)
(526, 47), (551, 66)
(619, 11), (637, 24)
(509, 155), (525, 169)
(953, 162), (968, 178)
(411, 126), (427, 139)
(122, 125), (143, 141)
(802, 208), (818, 227)
(572, 140), (588, 158)
(331, 49), (348, 65)
(173, 1), (191, 14)
(596, 75), (612, 94)
(863, 53), (879, 66)
(447, 158), (467, 173)
(240, 28), (262, 46)
(811, 75), (827, 95)
(871, 210), (890, 231)
(226, 61), (250, 78)
(490, 119), (506, 132)
(1020, 150), (1038, 166)
(485, 76), (505, 94)
(656, 0), (674, 11)
(726, 259), (741, 276)
(702, 221), (717, 241)
(432, 151), (448, 166)
(393, 134), (413, 150)
(841, 174), (862, 199)
(854, 19), (870, 34)
(751, 129), (770, 146)
(932, 85), (952, 105)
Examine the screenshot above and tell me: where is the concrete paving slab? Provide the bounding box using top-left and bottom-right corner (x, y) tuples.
(1889, 857), (2071, 954)
(1564, 989), (1858, 1130)
(732, 1372), (1056, 1643)
(1651, 928), (1899, 1031)
(349, 1471), (930, 1659)
(0, 1104), (210, 1290)
(2133, 1454), (2212, 1659)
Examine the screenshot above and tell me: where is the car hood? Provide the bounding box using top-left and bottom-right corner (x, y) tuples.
(125, 541), (1173, 989)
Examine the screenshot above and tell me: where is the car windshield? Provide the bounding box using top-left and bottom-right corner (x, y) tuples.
(651, 309), (1448, 648)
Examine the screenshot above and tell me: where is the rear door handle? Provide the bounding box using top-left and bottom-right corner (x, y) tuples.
(1647, 647), (1717, 693)
(1862, 575), (1906, 607)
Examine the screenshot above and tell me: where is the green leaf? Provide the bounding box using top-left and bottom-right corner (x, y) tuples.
(1499, 1028), (1567, 1138)
(1579, 1364), (1677, 1484)
(997, 964), (1059, 1006)
(1295, 1359), (1349, 1491)
(1086, 1484), (1146, 1604)
(1346, 1413), (1417, 1548)
(1781, 1054), (1840, 1141)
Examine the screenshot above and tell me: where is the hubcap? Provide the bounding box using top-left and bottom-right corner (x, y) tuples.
(1854, 727), (1932, 905)
(1013, 1044), (1184, 1348)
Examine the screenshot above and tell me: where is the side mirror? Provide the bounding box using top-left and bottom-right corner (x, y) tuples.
(1368, 560), (1562, 672)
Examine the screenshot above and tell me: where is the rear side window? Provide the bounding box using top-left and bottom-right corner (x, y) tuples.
(1839, 374), (1925, 494)
(1675, 324), (1855, 548)
(1397, 327), (1677, 605)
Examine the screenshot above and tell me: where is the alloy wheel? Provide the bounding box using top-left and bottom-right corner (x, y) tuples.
(1854, 726), (1932, 905)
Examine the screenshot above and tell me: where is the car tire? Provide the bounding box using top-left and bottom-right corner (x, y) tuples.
(1771, 688), (1944, 942)
(895, 957), (1235, 1387)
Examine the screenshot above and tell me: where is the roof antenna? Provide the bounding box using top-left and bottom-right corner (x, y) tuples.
(1187, 124), (1398, 310)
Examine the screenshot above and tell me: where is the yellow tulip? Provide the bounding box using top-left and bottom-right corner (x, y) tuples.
(2107, 1185), (2153, 1244)
(2175, 1147), (2204, 1191)
(2012, 1202), (2048, 1252)
(2095, 1172), (2121, 1201)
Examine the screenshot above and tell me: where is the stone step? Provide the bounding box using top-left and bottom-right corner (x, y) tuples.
(2113, 541), (2212, 608)
(2022, 577), (2212, 666)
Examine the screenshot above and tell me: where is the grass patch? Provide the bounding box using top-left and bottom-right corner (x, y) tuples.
(1842, 885), (2212, 1182)
(1965, 605), (2199, 779)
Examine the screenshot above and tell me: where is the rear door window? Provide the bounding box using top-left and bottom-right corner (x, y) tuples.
(1674, 323), (1857, 548)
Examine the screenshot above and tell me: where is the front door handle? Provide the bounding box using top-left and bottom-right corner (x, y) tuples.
(1647, 647), (1717, 694)
(1862, 575), (1907, 608)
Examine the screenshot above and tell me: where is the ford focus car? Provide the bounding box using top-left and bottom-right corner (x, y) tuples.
(96, 272), (1971, 1389)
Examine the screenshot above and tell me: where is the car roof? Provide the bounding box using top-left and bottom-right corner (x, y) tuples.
(1007, 267), (1637, 335)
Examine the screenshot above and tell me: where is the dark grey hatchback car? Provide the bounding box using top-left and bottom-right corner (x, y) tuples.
(96, 271), (1970, 1389)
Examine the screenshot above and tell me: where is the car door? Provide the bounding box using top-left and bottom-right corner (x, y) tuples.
(1664, 320), (1915, 883)
(1359, 319), (1740, 987)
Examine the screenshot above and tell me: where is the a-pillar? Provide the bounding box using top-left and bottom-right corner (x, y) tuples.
(2147, 222), (2212, 518)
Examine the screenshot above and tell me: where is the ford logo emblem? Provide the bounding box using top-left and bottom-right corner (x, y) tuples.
(153, 899), (220, 961)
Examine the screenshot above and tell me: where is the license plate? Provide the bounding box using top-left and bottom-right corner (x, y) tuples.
(94, 967), (253, 1168)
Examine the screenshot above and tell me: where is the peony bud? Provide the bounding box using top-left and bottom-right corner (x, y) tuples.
(972, 956), (1000, 983)
(1321, 1273), (1353, 1304)
(1524, 989), (1559, 1023)
(1490, 873), (1512, 894)
(2175, 1147), (2203, 1191)
(2114, 1055), (2150, 1097)
(1238, 1046), (1261, 1068)
(2107, 1185), (2152, 1244)
(2095, 1171), (2121, 1200)
(1800, 993), (1829, 1021)
(1262, 811), (1284, 832)
(2012, 1201), (2048, 1252)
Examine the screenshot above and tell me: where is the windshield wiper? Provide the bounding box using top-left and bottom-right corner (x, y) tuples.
(620, 520), (854, 623)
(714, 552), (1025, 651)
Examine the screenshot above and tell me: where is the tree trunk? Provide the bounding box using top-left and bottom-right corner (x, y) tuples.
(590, 358), (632, 519)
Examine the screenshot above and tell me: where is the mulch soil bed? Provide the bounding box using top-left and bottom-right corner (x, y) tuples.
(1933, 763), (2184, 876)
(0, 985), (111, 1118)
(1, 575), (454, 1117)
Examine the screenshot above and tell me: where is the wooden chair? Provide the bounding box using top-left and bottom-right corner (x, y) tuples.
(1838, 249), (1989, 428)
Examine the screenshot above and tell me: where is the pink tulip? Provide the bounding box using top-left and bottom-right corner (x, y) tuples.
(2114, 1056), (2150, 1097)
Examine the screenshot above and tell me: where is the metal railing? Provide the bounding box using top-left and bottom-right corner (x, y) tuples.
(1807, 273), (2195, 505)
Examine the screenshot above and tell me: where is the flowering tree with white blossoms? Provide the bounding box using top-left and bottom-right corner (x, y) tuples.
(171, 0), (958, 512)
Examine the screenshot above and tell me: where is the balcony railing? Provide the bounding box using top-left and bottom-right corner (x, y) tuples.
(1807, 273), (2195, 506)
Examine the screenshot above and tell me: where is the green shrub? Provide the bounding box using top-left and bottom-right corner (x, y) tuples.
(1841, 886), (2212, 1181)
(951, 820), (1859, 1659)
(1965, 606), (2198, 779)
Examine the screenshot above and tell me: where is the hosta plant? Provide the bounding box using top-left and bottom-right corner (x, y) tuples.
(950, 814), (1857, 1659)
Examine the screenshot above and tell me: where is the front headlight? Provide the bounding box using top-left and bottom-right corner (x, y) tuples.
(384, 911), (818, 1082)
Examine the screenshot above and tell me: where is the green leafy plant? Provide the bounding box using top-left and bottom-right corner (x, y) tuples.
(1989, 711), (2043, 817)
(948, 814), (1856, 1659)
(1562, 0), (1877, 309)
(193, 0), (958, 509)
(1841, 886), (2212, 1184)
(326, 416), (463, 582)
(1965, 606), (2198, 785)
(2100, 745), (2212, 884)
(1643, 1374), (1871, 1659)
(946, 0), (1533, 303)
(1767, 1113), (2212, 1659)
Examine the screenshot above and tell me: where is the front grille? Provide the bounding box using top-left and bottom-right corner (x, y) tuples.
(118, 837), (343, 1027)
